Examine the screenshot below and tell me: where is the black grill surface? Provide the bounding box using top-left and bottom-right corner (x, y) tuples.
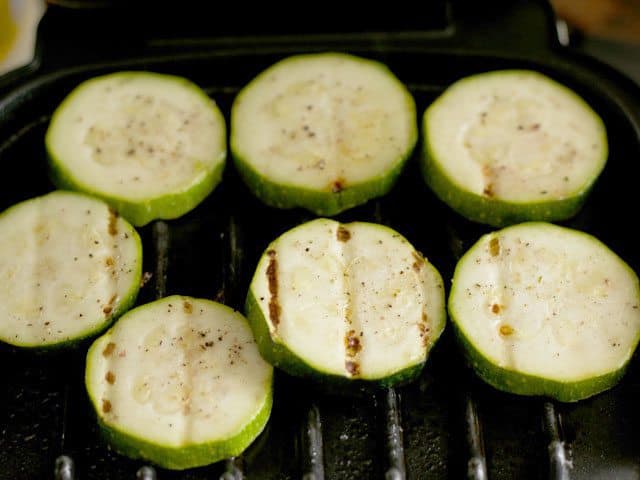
(1, 2), (640, 479)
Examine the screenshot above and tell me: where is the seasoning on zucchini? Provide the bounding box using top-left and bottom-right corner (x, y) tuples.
(231, 53), (417, 216)
(0, 191), (141, 348)
(46, 71), (227, 226)
(246, 219), (445, 386)
(85, 296), (273, 470)
(449, 222), (640, 402)
(421, 70), (607, 227)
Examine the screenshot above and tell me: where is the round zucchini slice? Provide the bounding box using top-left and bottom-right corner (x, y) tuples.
(46, 71), (227, 226)
(85, 296), (273, 470)
(0, 191), (141, 348)
(231, 53), (417, 216)
(450, 222), (640, 402)
(246, 219), (445, 386)
(421, 70), (607, 227)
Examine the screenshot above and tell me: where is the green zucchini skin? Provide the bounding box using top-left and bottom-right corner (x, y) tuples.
(49, 156), (225, 228)
(421, 70), (608, 227)
(449, 222), (640, 402)
(245, 290), (425, 389)
(450, 319), (628, 402)
(244, 219), (446, 387)
(420, 146), (593, 227)
(0, 190), (142, 350)
(46, 71), (227, 227)
(87, 359), (273, 470)
(85, 296), (273, 470)
(233, 151), (407, 217)
(231, 52), (417, 216)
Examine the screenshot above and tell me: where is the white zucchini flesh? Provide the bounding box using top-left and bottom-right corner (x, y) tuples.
(232, 53), (416, 204)
(0, 191), (141, 348)
(86, 296), (273, 468)
(249, 219), (445, 381)
(450, 223), (640, 387)
(46, 72), (226, 224)
(426, 70), (606, 203)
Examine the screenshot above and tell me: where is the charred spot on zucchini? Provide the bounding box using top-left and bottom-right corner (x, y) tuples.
(421, 70), (607, 226)
(46, 71), (227, 226)
(245, 219), (446, 386)
(449, 222), (640, 402)
(0, 191), (141, 348)
(85, 296), (273, 470)
(231, 53), (417, 216)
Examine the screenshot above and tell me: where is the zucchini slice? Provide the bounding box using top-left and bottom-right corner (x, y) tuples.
(46, 71), (227, 226)
(422, 70), (607, 226)
(449, 222), (640, 402)
(0, 191), (141, 348)
(246, 219), (445, 386)
(85, 296), (273, 470)
(231, 53), (417, 216)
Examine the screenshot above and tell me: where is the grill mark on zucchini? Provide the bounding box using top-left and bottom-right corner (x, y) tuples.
(488, 235), (518, 369)
(345, 360), (360, 376)
(340, 223), (360, 377)
(412, 250), (424, 273)
(103, 342), (116, 356)
(336, 226), (351, 242)
(418, 309), (431, 347)
(489, 237), (500, 257)
(266, 250), (281, 327)
(108, 208), (119, 236)
(331, 179), (345, 193)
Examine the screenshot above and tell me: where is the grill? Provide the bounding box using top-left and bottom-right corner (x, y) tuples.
(1, 2), (640, 479)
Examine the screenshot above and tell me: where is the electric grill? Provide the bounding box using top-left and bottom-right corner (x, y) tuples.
(1, 1), (640, 478)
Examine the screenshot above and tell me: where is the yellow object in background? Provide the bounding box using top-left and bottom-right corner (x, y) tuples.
(0, 0), (46, 77)
(0, 0), (18, 62)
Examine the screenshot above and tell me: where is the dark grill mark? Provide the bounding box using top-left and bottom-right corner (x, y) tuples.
(345, 360), (360, 376)
(105, 371), (115, 384)
(102, 342), (116, 357)
(345, 329), (362, 357)
(332, 179), (345, 193)
(412, 251), (424, 272)
(483, 184), (495, 197)
(266, 250), (281, 326)
(102, 399), (112, 413)
(108, 208), (119, 236)
(499, 324), (514, 336)
(491, 304), (501, 314)
(337, 226), (351, 242)
(489, 237), (500, 257)
(103, 294), (117, 316)
(419, 310), (431, 346)
(183, 301), (193, 314)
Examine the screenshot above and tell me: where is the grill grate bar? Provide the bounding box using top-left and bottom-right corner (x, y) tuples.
(221, 458), (244, 480)
(54, 455), (76, 480)
(220, 214), (246, 479)
(384, 388), (407, 480)
(465, 393), (488, 480)
(136, 466), (157, 480)
(543, 402), (571, 480)
(152, 220), (170, 299)
(302, 404), (325, 480)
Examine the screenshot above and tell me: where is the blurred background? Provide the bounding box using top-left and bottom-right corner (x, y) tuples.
(552, 0), (640, 80)
(0, 0), (639, 82)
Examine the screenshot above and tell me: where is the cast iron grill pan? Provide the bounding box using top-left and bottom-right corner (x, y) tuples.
(1, 5), (640, 479)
